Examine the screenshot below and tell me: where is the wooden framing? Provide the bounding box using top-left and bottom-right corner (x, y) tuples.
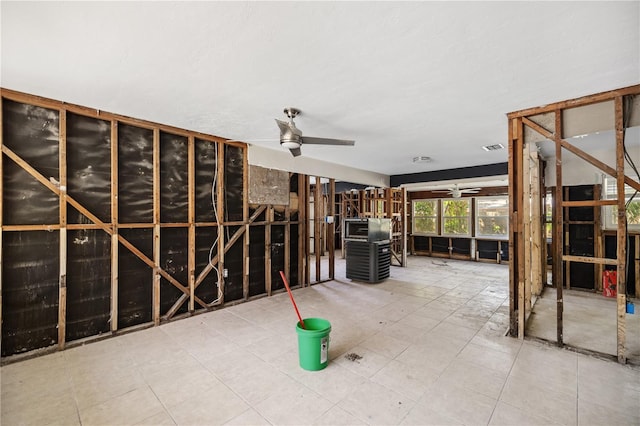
(508, 84), (640, 362)
(0, 88), (307, 359)
(338, 187), (407, 267)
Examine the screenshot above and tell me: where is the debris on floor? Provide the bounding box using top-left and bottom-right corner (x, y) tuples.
(432, 260), (449, 267)
(344, 352), (363, 362)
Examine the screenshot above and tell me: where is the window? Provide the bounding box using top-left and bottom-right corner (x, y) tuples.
(442, 199), (470, 236)
(603, 178), (640, 231)
(475, 196), (509, 238)
(412, 199), (438, 235)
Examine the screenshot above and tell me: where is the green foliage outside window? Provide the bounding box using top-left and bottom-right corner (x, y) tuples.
(412, 200), (438, 234)
(443, 199), (470, 235)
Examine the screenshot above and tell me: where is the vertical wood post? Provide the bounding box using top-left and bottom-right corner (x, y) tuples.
(217, 141), (225, 304)
(328, 179), (335, 279)
(243, 147), (249, 298)
(614, 96), (627, 363)
(304, 175), (310, 286)
(314, 177), (322, 282)
(265, 206), (272, 295)
(554, 110), (564, 346)
(531, 150), (543, 296)
(523, 141), (532, 316)
(298, 174), (306, 286)
(152, 129), (161, 325)
(188, 136), (195, 312)
(110, 121), (119, 331)
(58, 110), (67, 348)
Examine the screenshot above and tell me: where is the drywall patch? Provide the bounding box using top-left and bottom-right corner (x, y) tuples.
(249, 165), (289, 206)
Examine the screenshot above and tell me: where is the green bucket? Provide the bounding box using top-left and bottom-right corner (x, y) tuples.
(295, 318), (331, 371)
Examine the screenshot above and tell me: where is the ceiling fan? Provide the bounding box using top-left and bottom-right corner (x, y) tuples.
(433, 184), (481, 198)
(275, 107), (355, 157)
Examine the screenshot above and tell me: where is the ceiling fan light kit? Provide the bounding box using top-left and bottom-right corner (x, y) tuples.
(276, 107), (355, 157)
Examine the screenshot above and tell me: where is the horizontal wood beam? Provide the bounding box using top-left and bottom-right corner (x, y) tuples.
(562, 200), (618, 207)
(562, 255), (618, 266)
(507, 84), (640, 118)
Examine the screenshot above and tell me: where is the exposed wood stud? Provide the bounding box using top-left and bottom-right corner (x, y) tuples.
(614, 96), (627, 363)
(58, 109), (67, 349)
(153, 128), (161, 326)
(554, 109), (564, 346)
(188, 136), (195, 312)
(328, 179), (335, 279)
(110, 120), (119, 331)
(314, 177), (322, 282)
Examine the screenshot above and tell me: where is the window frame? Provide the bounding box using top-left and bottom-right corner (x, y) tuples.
(602, 177), (640, 231)
(441, 198), (471, 237)
(474, 196), (509, 239)
(411, 199), (439, 236)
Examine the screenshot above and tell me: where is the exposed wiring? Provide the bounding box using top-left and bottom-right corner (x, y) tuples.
(208, 142), (223, 304)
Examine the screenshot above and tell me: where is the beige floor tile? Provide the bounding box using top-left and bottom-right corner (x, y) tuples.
(456, 341), (518, 375)
(333, 345), (392, 378)
(225, 362), (301, 405)
(71, 364), (147, 410)
(437, 358), (507, 400)
(313, 405), (367, 425)
(291, 361), (366, 403)
(500, 373), (577, 425)
(370, 359), (440, 401)
(419, 379), (498, 425)
(146, 363), (221, 407)
(134, 410), (177, 425)
(253, 382), (334, 425)
(1, 389), (79, 426)
(166, 381), (250, 425)
(577, 398), (640, 425)
(338, 380), (414, 425)
(223, 408), (271, 425)
(489, 400), (562, 425)
(400, 404), (463, 425)
(359, 330), (411, 359)
(79, 385), (165, 426)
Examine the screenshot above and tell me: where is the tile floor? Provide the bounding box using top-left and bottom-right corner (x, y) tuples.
(2, 256), (639, 425)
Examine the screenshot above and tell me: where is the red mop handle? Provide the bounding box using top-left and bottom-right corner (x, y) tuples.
(279, 271), (305, 329)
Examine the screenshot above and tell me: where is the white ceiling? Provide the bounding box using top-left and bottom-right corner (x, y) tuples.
(1, 1), (638, 178)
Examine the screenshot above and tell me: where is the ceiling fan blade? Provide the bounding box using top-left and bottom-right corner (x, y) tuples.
(289, 147), (302, 157)
(301, 136), (355, 146)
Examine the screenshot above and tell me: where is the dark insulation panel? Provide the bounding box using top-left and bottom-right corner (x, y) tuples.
(195, 139), (219, 223)
(66, 112), (111, 224)
(160, 132), (188, 223)
(195, 227), (220, 304)
(118, 124), (154, 223)
(66, 229), (111, 342)
(271, 225), (285, 291)
(2, 231), (59, 356)
(160, 228), (189, 315)
(224, 226), (244, 302)
(118, 228), (153, 328)
(413, 236), (430, 252)
(2, 100), (59, 225)
(224, 145), (244, 222)
(568, 185), (595, 221)
(451, 238), (471, 255)
(249, 226), (266, 297)
(432, 237), (449, 253)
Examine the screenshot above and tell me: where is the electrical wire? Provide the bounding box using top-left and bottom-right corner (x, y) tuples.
(208, 142), (223, 304)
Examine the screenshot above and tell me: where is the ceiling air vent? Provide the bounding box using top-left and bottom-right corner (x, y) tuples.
(482, 143), (504, 151)
(412, 156), (432, 163)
